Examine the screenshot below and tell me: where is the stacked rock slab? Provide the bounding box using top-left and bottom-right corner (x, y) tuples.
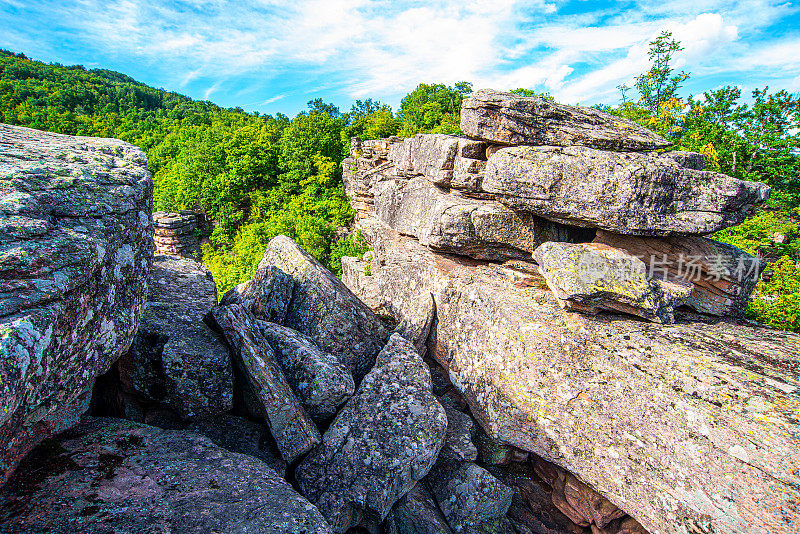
(0, 124), (153, 484)
(152, 210), (201, 258)
(341, 92), (800, 533)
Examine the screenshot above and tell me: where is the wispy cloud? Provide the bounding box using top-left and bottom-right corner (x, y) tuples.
(1, 0), (798, 113)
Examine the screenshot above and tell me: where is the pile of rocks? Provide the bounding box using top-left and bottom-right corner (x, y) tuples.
(152, 210), (201, 258)
(341, 91), (800, 534)
(344, 89), (769, 323)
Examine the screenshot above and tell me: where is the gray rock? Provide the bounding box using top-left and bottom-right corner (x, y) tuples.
(258, 321), (355, 423)
(117, 255), (233, 419)
(0, 418), (332, 533)
(296, 333), (447, 533)
(439, 402), (478, 462)
(389, 134), (487, 187)
(593, 230), (763, 317)
(385, 484), (454, 534)
(663, 150), (705, 170)
(373, 176), (588, 261)
(532, 241), (693, 324)
(0, 124), (152, 484)
(221, 264), (294, 325)
(343, 232), (800, 534)
(484, 145), (770, 235)
(428, 460), (514, 532)
(460, 89), (670, 150)
(258, 235), (388, 381)
(185, 414), (287, 477)
(474, 430), (529, 466)
(209, 303), (320, 463)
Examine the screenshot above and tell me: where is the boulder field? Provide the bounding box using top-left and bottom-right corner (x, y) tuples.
(0, 90), (798, 534)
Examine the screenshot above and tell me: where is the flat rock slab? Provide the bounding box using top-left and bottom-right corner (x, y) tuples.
(483, 145), (770, 235)
(533, 241), (692, 324)
(460, 89), (670, 150)
(258, 235), (388, 381)
(210, 303), (320, 463)
(593, 230), (762, 317)
(296, 333), (447, 533)
(259, 321), (355, 423)
(118, 254), (233, 418)
(0, 418), (332, 533)
(343, 230), (800, 534)
(0, 124), (153, 484)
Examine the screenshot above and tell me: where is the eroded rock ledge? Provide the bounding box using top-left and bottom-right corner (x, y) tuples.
(343, 227), (800, 534)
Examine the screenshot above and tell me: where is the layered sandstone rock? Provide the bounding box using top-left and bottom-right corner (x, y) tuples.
(460, 89), (670, 150)
(152, 211), (200, 258)
(342, 232), (800, 534)
(483, 145), (769, 235)
(0, 124), (152, 484)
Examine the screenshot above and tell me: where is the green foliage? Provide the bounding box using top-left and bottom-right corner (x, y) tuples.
(510, 88), (554, 101)
(328, 230), (370, 278)
(748, 256), (800, 332)
(713, 212), (798, 259)
(627, 30), (689, 113)
(397, 82), (472, 136)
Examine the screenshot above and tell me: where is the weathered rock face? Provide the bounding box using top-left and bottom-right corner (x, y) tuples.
(221, 264), (294, 324)
(385, 484), (454, 534)
(185, 414), (287, 477)
(152, 211), (200, 258)
(460, 89), (670, 151)
(427, 460), (515, 532)
(389, 134), (487, 188)
(258, 235), (388, 381)
(209, 303), (320, 463)
(0, 418), (332, 534)
(117, 255), (233, 419)
(258, 321), (355, 423)
(373, 176), (590, 261)
(483, 145), (770, 235)
(343, 232), (800, 534)
(593, 230), (762, 317)
(296, 333), (447, 533)
(0, 124), (153, 484)
(533, 241), (692, 324)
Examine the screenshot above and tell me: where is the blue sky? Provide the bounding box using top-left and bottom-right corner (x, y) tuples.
(1, 0), (799, 116)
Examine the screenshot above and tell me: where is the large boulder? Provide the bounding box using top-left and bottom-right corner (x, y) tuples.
(221, 264), (294, 324)
(533, 241), (693, 324)
(373, 176), (590, 261)
(257, 235), (388, 381)
(116, 255), (233, 419)
(388, 134), (487, 188)
(258, 321), (355, 423)
(593, 230), (763, 317)
(460, 89), (670, 150)
(296, 333), (448, 533)
(384, 484), (455, 534)
(0, 418), (332, 533)
(0, 124), (152, 484)
(209, 303), (320, 463)
(343, 231), (800, 534)
(483, 145), (770, 235)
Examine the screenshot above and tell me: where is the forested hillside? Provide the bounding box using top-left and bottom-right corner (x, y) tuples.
(1, 44), (798, 331)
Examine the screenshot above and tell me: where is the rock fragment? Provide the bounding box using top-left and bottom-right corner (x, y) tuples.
(210, 303), (320, 463)
(296, 333), (447, 533)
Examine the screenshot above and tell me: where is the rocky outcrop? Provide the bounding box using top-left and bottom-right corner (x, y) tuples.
(116, 255), (233, 419)
(593, 230), (763, 317)
(0, 124), (152, 484)
(460, 89), (670, 150)
(296, 334), (447, 533)
(0, 418), (332, 533)
(533, 241), (692, 323)
(210, 303), (321, 463)
(483, 145), (770, 235)
(152, 211), (201, 258)
(343, 233), (800, 534)
(258, 235), (388, 381)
